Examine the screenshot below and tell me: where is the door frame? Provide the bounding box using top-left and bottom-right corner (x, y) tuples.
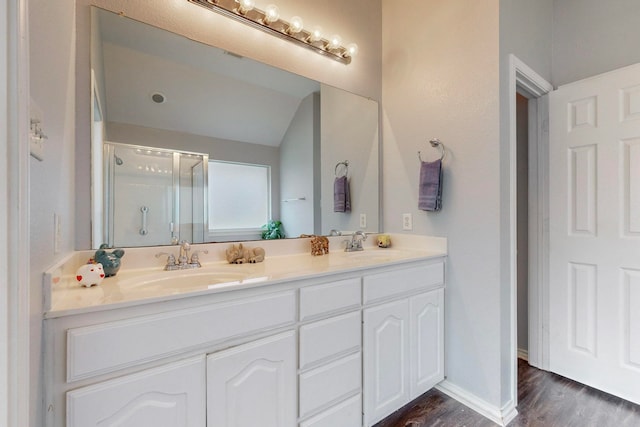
(1, 0), (31, 426)
(507, 55), (553, 399)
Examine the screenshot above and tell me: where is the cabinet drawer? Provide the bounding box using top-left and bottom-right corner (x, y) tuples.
(299, 352), (361, 419)
(299, 394), (362, 427)
(363, 261), (443, 304)
(299, 278), (361, 321)
(67, 290), (296, 382)
(299, 311), (361, 370)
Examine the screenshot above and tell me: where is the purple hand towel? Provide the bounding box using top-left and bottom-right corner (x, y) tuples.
(418, 159), (443, 211)
(334, 176), (351, 212)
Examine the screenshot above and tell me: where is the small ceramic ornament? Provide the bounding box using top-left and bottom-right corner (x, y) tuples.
(225, 243), (265, 264)
(377, 234), (392, 248)
(94, 244), (125, 277)
(76, 263), (105, 287)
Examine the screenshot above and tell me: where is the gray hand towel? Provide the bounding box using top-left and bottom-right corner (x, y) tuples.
(334, 176), (351, 212)
(418, 159), (443, 211)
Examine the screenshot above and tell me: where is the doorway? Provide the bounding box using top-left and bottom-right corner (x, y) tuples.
(507, 55), (553, 417)
(516, 92), (529, 361)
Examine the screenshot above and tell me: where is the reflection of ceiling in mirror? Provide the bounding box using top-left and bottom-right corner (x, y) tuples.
(97, 9), (320, 147)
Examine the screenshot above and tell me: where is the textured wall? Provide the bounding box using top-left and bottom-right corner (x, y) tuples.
(382, 0), (503, 408)
(553, 0), (640, 86)
(28, 1), (77, 426)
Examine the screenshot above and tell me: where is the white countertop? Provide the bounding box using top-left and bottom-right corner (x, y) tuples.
(44, 234), (447, 318)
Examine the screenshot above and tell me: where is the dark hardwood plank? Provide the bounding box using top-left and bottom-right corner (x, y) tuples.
(374, 359), (640, 427)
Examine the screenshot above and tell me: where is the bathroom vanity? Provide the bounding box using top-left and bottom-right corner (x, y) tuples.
(43, 236), (446, 427)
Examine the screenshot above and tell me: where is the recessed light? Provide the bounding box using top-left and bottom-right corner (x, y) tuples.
(151, 92), (166, 104)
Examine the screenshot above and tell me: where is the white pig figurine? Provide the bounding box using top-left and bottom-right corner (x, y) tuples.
(76, 263), (105, 288)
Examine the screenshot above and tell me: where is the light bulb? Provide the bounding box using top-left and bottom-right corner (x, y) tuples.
(346, 43), (359, 58)
(309, 26), (323, 42)
(328, 34), (342, 50)
(237, 0), (255, 14)
(264, 4), (280, 24)
(288, 16), (304, 34)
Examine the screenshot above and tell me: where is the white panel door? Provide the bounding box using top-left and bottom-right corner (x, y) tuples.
(67, 356), (205, 427)
(363, 299), (410, 426)
(410, 289), (444, 398)
(549, 63), (640, 404)
(206, 331), (297, 427)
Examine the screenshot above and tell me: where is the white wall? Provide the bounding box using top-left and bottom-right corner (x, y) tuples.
(500, 0), (553, 84)
(382, 0), (503, 409)
(28, 0), (76, 426)
(0, 1), (9, 422)
(553, 0), (640, 86)
(75, 0), (382, 249)
(280, 93), (320, 237)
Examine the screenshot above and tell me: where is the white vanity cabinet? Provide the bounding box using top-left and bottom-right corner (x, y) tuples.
(45, 255), (446, 427)
(207, 331), (297, 427)
(363, 263), (445, 426)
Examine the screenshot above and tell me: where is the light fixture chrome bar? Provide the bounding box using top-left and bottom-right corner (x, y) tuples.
(187, 0), (353, 64)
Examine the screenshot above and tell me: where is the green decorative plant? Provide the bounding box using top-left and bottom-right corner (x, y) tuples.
(261, 220), (285, 240)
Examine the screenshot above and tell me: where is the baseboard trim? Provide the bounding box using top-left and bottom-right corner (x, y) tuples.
(517, 348), (529, 361)
(435, 380), (518, 427)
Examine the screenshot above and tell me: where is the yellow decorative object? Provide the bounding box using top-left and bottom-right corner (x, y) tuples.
(376, 234), (392, 248)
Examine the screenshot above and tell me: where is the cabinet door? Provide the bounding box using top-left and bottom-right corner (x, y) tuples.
(207, 331), (297, 427)
(363, 299), (410, 426)
(66, 356), (205, 427)
(410, 288), (444, 399)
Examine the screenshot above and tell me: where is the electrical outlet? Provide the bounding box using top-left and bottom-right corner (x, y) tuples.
(360, 213), (367, 228)
(53, 213), (61, 254)
(402, 213), (413, 231)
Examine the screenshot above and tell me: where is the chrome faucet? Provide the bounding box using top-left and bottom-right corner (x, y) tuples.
(178, 240), (191, 267)
(156, 240), (208, 270)
(344, 231), (367, 252)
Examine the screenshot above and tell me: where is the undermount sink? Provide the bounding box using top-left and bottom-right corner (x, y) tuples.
(116, 270), (248, 293)
(339, 249), (406, 263)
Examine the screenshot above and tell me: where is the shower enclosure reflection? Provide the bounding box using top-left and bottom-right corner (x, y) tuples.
(103, 142), (208, 247)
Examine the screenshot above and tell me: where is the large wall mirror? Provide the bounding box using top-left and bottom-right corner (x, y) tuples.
(90, 7), (379, 249)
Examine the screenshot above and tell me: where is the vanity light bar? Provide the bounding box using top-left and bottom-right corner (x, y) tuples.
(187, 0), (357, 64)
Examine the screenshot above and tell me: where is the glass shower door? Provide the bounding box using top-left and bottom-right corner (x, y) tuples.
(104, 142), (208, 248)
(109, 144), (175, 247)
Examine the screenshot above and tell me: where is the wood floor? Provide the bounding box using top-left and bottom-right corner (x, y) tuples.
(374, 359), (640, 427)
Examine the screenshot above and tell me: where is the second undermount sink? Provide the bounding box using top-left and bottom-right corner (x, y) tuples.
(339, 249), (407, 263)
(116, 270), (249, 293)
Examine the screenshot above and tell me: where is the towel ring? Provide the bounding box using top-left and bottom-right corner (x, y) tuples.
(418, 138), (445, 162)
(335, 160), (349, 177)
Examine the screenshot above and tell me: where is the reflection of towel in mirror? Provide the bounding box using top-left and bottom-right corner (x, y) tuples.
(334, 176), (351, 212)
(418, 159), (443, 211)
